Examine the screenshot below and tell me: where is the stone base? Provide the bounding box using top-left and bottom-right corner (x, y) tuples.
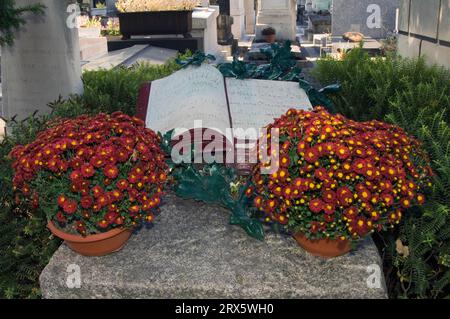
(79, 37), (108, 61)
(255, 14), (297, 41)
(255, 0), (298, 41)
(40, 195), (387, 299)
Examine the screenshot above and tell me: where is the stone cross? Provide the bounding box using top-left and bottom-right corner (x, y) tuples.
(0, 0), (83, 121)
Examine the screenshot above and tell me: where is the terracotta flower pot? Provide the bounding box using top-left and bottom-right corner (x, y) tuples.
(47, 221), (132, 257)
(293, 233), (352, 258)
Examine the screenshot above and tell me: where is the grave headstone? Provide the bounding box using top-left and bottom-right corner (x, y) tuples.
(309, 0), (331, 12)
(331, 0), (400, 39)
(230, 0), (246, 40)
(0, 0), (83, 121)
(191, 6), (221, 56)
(244, 0), (256, 34)
(256, 0), (298, 41)
(210, 0), (235, 45)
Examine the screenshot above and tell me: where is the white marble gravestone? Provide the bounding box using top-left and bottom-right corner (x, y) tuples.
(192, 6), (221, 56)
(0, 0), (83, 121)
(230, 0), (246, 40)
(244, 0), (256, 34)
(256, 0), (298, 41)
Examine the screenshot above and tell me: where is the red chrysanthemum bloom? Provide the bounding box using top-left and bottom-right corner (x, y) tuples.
(304, 148), (319, 163)
(381, 193), (394, 207)
(80, 196), (94, 209)
(310, 221), (320, 234)
(309, 198), (324, 213)
(62, 199), (77, 215)
(117, 179), (129, 190)
(401, 197), (411, 208)
(322, 190), (336, 204)
(416, 194), (425, 205)
(92, 185), (104, 198)
(57, 194), (67, 207)
(104, 165), (119, 179)
(324, 203), (335, 215)
(97, 194), (110, 208)
(80, 163), (95, 178)
(280, 155), (291, 167)
(336, 146), (350, 160)
(344, 206), (358, 220)
(98, 220), (109, 229)
(70, 170), (82, 182)
(91, 156), (105, 168)
(56, 211), (66, 223)
(314, 168), (328, 181)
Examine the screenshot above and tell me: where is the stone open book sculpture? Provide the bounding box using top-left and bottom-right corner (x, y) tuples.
(136, 64), (313, 171)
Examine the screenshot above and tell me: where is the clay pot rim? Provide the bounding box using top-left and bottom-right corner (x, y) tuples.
(294, 232), (351, 244)
(47, 221), (130, 243)
(293, 232), (353, 258)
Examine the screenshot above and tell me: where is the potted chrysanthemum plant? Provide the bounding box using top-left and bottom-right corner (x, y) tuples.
(116, 0), (199, 39)
(10, 112), (168, 256)
(248, 107), (433, 258)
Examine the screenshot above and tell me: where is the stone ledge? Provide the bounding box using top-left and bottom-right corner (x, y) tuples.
(40, 195), (387, 299)
(192, 7), (220, 29)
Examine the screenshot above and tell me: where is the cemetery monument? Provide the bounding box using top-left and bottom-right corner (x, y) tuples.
(0, 0), (83, 121)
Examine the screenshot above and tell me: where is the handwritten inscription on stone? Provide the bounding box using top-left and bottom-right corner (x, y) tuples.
(227, 78), (312, 139)
(146, 65), (230, 135)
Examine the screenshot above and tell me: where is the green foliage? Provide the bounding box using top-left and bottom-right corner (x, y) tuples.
(159, 131), (264, 240)
(0, 0), (45, 46)
(217, 56), (258, 79)
(0, 115), (61, 299)
(299, 81), (340, 114)
(384, 109), (450, 298)
(313, 49), (450, 298)
(217, 41), (301, 81)
(82, 59), (185, 115)
(172, 164), (264, 240)
(175, 51), (216, 68)
(313, 49), (450, 123)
